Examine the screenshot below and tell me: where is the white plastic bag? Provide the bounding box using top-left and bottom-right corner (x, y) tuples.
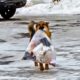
(33, 43), (54, 63)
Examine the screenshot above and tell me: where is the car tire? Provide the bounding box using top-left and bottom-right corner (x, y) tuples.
(0, 6), (16, 19)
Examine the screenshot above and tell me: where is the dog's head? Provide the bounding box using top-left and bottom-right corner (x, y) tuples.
(28, 21), (35, 32)
(36, 21), (49, 30)
(28, 21), (36, 40)
(36, 21), (51, 38)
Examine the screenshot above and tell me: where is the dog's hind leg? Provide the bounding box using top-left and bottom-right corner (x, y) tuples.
(39, 63), (44, 71)
(44, 64), (49, 70)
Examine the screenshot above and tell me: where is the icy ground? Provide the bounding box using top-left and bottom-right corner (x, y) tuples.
(0, 14), (80, 80)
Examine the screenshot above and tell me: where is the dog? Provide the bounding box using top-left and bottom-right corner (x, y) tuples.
(33, 21), (52, 71)
(27, 21), (54, 71)
(28, 21), (36, 41)
(52, 0), (60, 4)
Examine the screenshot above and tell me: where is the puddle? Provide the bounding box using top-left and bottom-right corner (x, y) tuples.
(13, 33), (30, 39)
(0, 39), (6, 43)
(0, 61), (14, 65)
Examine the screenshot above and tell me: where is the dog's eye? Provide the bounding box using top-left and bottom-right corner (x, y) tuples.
(42, 24), (45, 26)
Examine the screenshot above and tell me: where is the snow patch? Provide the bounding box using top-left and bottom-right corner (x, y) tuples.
(16, 0), (80, 16)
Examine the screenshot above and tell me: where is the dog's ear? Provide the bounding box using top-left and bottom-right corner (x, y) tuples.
(45, 22), (49, 27)
(46, 22), (49, 25)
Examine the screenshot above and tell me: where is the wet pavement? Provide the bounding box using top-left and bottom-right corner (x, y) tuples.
(0, 14), (80, 80)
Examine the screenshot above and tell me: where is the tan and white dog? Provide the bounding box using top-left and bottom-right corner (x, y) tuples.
(26, 21), (56, 71)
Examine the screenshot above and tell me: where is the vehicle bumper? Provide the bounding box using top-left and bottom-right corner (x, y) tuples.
(0, 0), (26, 8)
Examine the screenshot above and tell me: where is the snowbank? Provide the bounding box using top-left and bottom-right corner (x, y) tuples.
(16, 0), (80, 16)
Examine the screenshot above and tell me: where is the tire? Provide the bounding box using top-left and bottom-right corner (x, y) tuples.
(0, 6), (16, 19)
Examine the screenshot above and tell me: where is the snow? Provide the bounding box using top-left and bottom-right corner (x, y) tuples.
(0, 76), (56, 80)
(0, 76), (27, 80)
(1, 0), (80, 80)
(16, 0), (80, 16)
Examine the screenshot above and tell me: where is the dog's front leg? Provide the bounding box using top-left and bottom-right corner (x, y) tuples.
(44, 64), (49, 70)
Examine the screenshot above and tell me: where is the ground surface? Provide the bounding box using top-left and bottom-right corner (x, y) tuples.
(0, 14), (80, 80)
